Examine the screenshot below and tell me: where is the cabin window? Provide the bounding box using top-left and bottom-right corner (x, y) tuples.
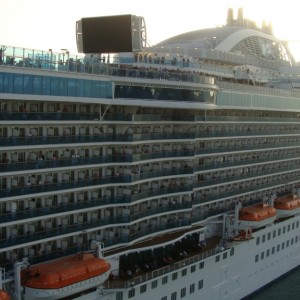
(199, 261), (204, 269)
(266, 249), (270, 257)
(152, 280), (157, 289)
(256, 237), (260, 245)
(230, 248), (235, 256)
(198, 279), (204, 290)
(190, 283), (195, 294)
(181, 287), (186, 298)
(260, 252), (264, 260)
(277, 244), (280, 252)
(223, 252), (227, 260)
(171, 291), (177, 300)
(286, 240), (290, 247)
(215, 255), (220, 262)
(181, 269), (187, 277)
(162, 276), (168, 285)
(273, 230), (276, 238)
(255, 254), (259, 262)
(140, 284), (146, 293)
(191, 265), (196, 273)
(272, 246), (275, 254)
(278, 228), (281, 236)
(128, 288), (135, 298)
(161, 297), (167, 300)
(287, 224), (291, 231)
(281, 242), (285, 250)
(116, 292), (123, 300)
(292, 223), (295, 230)
(262, 235), (265, 243)
(283, 226), (286, 234)
(172, 272), (178, 280)
(267, 232), (271, 240)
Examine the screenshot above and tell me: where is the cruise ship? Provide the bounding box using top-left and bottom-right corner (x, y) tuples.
(1, 7), (300, 300)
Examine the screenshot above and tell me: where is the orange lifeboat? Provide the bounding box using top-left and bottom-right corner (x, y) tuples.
(274, 194), (300, 218)
(21, 253), (110, 289)
(238, 203), (276, 229)
(0, 290), (10, 300)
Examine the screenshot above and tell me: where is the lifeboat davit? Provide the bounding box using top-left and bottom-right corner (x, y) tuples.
(274, 194), (300, 218)
(0, 290), (10, 300)
(238, 203), (276, 229)
(22, 253), (110, 300)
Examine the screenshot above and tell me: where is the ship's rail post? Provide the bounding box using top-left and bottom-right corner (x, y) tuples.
(14, 258), (29, 300)
(91, 240), (105, 258)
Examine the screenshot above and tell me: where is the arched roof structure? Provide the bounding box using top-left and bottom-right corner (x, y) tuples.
(155, 26), (294, 67)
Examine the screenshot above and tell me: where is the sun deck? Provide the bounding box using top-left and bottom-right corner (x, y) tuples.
(103, 228), (225, 290)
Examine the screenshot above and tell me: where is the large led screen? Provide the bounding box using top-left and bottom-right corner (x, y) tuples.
(77, 15), (133, 53)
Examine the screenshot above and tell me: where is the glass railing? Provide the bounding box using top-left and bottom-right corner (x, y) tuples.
(195, 153), (300, 172)
(193, 173), (300, 205)
(1, 129), (299, 147)
(195, 141), (300, 156)
(0, 175), (129, 199)
(201, 115), (300, 123)
(0, 151), (194, 173)
(0, 216), (192, 250)
(195, 129), (300, 138)
(0, 111), (99, 121)
(0, 196), (192, 225)
(0, 154), (132, 173)
(0, 46), (215, 88)
(0, 175), (193, 200)
(0, 132), (196, 147)
(194, 163), (300, 189)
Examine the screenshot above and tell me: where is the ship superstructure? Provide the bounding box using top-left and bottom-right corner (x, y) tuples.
(1, 8), (300, 300)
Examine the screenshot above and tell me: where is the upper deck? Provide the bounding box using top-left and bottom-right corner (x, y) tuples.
(1, 45), (300, 113)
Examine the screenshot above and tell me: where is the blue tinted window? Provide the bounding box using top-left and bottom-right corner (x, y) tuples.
(13, 74), (23, 93)
(59, 78), (67, 96)
(77, 79), (84, 97)
(50, 77), (59, 95)
(42, 76), (51, 95)
(92, 81), (100, 97)
(3, 73), (13, 93)
(33, 75), (42, 94)
(68, 79), (76, 96)
(0, 71), (111, 99)
(0, 73), (3, 92)
(24, 75), (33, 94)
(84, 80), (92, 97)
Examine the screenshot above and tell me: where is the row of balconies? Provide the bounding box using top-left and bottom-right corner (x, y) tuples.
(1, 163), (299, 232)
(1, 155), (298, 202)
(1, 132), (300, 151)
(2, 105), (300, 124)
(1, 124), (300, 140)
(0, 211), (193, 251)
(1, 176), (298, 269)
(0, 192), (192, 224)
(194, 171), (300, 206)
(1, 145), (298, 178)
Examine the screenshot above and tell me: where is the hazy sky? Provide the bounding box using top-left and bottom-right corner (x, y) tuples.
(1, 0), (300, 60)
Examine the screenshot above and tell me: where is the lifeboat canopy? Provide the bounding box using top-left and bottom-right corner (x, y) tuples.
(22, 253), (111, 289)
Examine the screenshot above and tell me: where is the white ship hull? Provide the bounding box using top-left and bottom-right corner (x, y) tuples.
(95, 215), (300, 300)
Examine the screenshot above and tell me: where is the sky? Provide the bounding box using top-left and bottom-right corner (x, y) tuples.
(1, 0), (300, 60)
